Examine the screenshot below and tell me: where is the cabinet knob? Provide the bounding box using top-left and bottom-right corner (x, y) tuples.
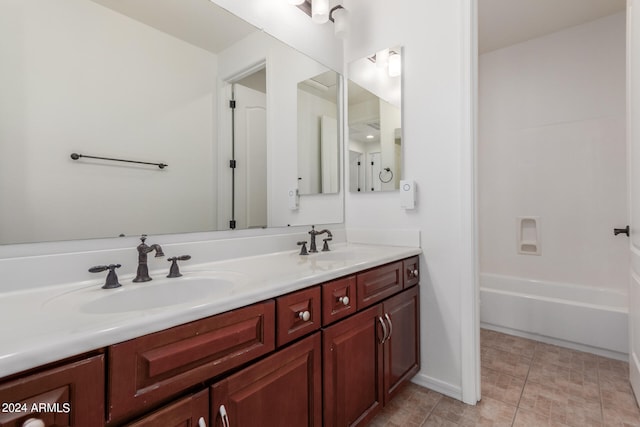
(338, 296), (350, 306)
(408, 268), (419, 278)
(22, 419), (45, 427)
(298, 310), (311, 322)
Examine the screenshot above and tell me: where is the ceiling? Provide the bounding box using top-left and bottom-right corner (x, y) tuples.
(479, 0), (626, 54)
(90, 0), (258, 53)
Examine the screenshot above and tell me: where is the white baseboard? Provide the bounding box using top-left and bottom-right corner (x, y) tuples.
(410, 372), (462, 402)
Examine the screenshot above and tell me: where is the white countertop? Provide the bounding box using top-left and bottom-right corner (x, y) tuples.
(0, 243), (421, 379)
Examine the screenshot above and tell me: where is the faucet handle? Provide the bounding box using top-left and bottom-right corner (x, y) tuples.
(89, 264), (122, 289)
(322, 237), (332, 252)
(167, 255), (191, 278)
(297, 241), (309, 256)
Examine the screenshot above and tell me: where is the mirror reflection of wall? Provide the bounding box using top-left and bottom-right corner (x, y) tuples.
(348, 47), (402, 193)
(0, 0), (343, 245)
(297, 71), (340, 195)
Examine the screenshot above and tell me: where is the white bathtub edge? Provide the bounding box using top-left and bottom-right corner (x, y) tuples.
(480, 274), (628, 359)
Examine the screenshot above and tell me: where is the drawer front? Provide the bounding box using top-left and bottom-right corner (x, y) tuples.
(0, 355), (105, 427)
(276, 286), (321, 347)
(321, 276), (356, 326)
(356, 261), (403, 309)
(108, 300), (275, 424)
(403, 256), (420, 288)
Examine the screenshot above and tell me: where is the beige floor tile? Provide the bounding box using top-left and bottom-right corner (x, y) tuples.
(481, 346), (532, 380)
(370, 330), (640, 427)
(481, 366), (526, 406)
(430, 396), (516, 427)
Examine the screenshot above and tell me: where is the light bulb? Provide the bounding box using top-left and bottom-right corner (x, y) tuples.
(388, 53), (401, 77)
(376, 49), (389, 69)
(312, 0), (329, 24)
(333, 7), (349, 39)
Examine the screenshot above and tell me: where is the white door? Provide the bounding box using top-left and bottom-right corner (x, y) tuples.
(628, 0), (640, 404)
(234, 84), (267, 229)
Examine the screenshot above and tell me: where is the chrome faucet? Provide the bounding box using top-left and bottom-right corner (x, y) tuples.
(133, 235), (165, 282)
(308, 225), (332, 253)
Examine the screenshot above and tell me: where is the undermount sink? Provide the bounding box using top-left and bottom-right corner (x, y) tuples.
(43, 271), (247, 314)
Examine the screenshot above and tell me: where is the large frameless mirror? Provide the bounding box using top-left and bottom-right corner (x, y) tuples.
(0, 0), (343, 245)
(348, 46), (402, 192)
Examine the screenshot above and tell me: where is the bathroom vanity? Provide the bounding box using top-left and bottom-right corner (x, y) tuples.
(0, 246), (420, 427)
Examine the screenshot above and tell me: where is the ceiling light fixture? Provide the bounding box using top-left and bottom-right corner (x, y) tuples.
(312, 0), (329, 24)
(291, 1), (349, 39)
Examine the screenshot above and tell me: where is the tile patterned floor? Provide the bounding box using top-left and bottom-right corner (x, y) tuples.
(368, 329), (640, 426)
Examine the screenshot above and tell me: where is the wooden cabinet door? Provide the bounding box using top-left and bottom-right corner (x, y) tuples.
(0, 355), (104, 427)
(323, 305), (384, 427)
(383, 286), (420, 404)
(125, 389), (208, 427)
(211, 333), (322, 427)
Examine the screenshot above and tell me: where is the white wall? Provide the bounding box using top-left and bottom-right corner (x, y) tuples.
(344, 0), (476, 401)
(479, 12), (628, 292)
(0, 0), (218, 243)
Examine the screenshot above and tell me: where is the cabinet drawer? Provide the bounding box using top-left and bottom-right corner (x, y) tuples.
(108, 301), (275, 424)
(276, 286), (321, 347)
(403, 256), (420, 288)
(356, 261), (403, 310)
(0, 355), (105, 427)
(322, 276), (356, 326)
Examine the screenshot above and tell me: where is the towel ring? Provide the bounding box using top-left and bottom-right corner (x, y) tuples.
(379, 168), (393, 183)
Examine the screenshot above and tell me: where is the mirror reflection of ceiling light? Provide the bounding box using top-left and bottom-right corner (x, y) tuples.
(290, 1), (350, 39)
(369, 49), (402, 78)
(388, 52), (401, 77)
(376, 49), (389, 69)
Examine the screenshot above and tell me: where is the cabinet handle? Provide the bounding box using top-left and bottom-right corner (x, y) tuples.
(408, 268), (419, 278)
(377, 316), (388, 343)
(338, 295), (350, 306)
(198, 416), (207, 427)
(384, 313), (393, 340)
(22, 419), (45, 427)
(298, 310), (311, 322)
(219, 405), (230, 427)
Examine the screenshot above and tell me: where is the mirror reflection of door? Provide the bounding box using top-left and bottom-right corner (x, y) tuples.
(348, 150), (364, 192)
(232, 69), (267, 230)
(297, 71), (340, 195)
(368, 152), (381, 192)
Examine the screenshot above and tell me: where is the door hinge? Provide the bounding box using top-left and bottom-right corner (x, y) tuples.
(229, 159), (237, 169)
(229, 100), (236, 109)
(229, 220), (236, 229)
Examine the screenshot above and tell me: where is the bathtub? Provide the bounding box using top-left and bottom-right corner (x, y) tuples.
(480, 273), (628, 360)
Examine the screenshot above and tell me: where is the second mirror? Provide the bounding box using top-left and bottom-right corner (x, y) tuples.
(348, 46), (402, 192)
